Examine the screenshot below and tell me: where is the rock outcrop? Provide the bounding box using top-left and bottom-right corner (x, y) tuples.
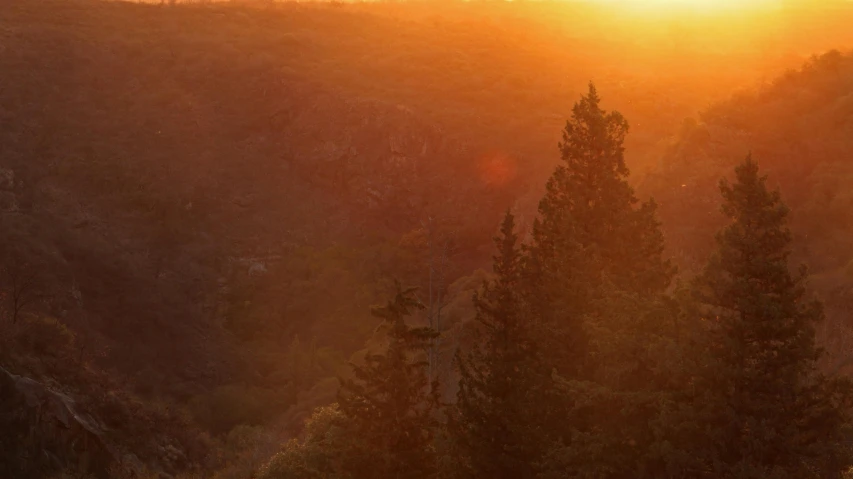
(0, 366), (116, 479)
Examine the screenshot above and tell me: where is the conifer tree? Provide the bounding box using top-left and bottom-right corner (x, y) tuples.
(694, 156), (851, 477)
(337, 283), (440, 479)
(525, 84), (679, 477)
(453, 211), (544, 479)
(527, 82), (673, 379)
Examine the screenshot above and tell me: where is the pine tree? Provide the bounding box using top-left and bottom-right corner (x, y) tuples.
(527, 82), (673, 379)
(525, 84), (679, 478)
(337, 283), (440, 479)
(453, 211), (544, 479)
(536, 290), (697, 479)
(694, 155), (851, 477)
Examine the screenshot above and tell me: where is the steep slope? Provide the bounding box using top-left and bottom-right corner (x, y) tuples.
(0, 0), (518, 439)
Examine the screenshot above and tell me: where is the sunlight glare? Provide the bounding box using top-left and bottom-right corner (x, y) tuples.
(600, 0), (781, 15)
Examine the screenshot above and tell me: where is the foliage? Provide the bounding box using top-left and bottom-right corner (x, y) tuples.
(530, 85), (676, 478)
(641, 50), (853, 368)
(447, 87), (852, 479)
(5, 1), (853, 475)
(690, 156), (852, 477)
(452, 212), (544, 479)
(528, 83), (674, 381)
(336, 284), (440, 479)
(248, 76), (853, 479)
(1, 0), (520, 421)
(258, 405), (357, 479)
(443, 85), (681, 479)
(260, 285), (440, 479)
(212, 425), (285, 479)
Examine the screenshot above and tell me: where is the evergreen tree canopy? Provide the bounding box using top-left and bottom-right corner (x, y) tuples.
(259, 92), (853, 479)
(337, 283), (439, 479)
(452, 85), (680, 479)
(453, 211), (544, 479)
(528, 82), (674, 379)
(694, 155), (851, 477)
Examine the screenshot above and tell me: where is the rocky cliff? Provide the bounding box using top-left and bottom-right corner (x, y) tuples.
(0, 366), (116, 478)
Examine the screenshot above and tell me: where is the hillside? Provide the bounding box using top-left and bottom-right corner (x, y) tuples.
(1, 1), (519, 474)
(3, 0), (853, 476)
(640, 49), (853, 373)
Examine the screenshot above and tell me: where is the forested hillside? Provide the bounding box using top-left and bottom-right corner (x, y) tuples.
(2, 0), (853, 477)
(640, 49), (853, 373)
(1, 1), (519, 475)
(260, 85), (853, 479)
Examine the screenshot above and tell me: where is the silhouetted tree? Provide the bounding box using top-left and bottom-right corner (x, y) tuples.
(693, 156), (852, 477)
(453, 211), (544, 479)
(337, 283), (439, 479)
(527, 82), (673, 380)
(516, 84), (676, 476)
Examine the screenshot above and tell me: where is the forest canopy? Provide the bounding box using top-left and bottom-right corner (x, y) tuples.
(259, 85), (853, 479)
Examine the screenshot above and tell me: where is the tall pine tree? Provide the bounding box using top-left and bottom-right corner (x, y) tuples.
(694, 156), (851, 478)
(527, 82), (673, 379)
(337, 283), (440, 479)
(453, 211), (545, 479)
(514, 84), (673, 469)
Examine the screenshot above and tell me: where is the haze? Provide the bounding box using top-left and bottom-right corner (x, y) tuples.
(2, 0), (853, 478)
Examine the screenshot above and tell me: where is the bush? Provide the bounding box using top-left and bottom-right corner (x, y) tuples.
(257, 404), (356, 479)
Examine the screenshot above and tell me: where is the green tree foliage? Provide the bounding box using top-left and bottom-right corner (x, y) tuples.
(449, 85), (682, 479)
(257, 405), (358, 479)
(528, 82), (674, 380)
(258, 286), (441, 479)
(525, 84), (680, 478)
(642, 50), (853, 368)
(538, 288), (693, 479)
(452, 211), (544, 479)
(692, 156), (852, 477)
(336, 284), (440, 479)
(258, 87), (853, 479)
